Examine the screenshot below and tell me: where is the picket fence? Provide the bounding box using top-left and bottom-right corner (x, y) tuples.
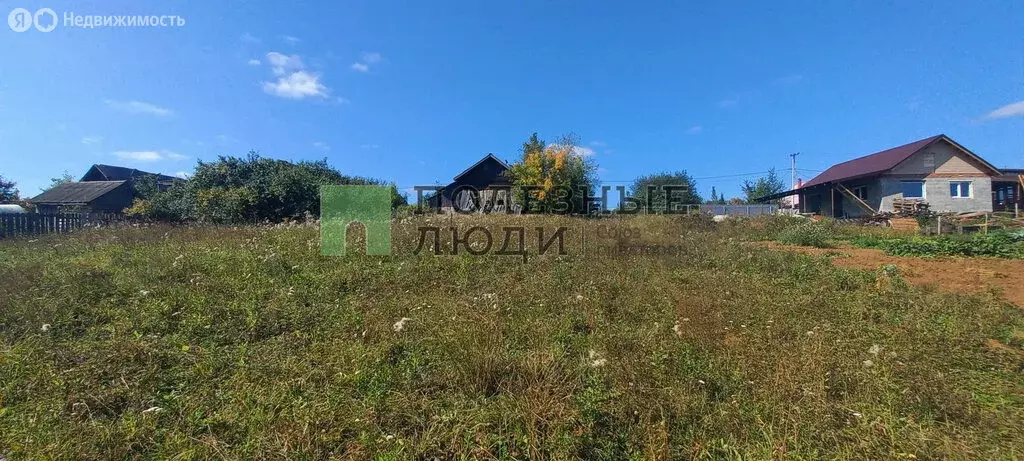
(0, 213), (110, 239)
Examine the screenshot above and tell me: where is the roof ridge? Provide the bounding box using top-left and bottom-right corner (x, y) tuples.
(452, 153), (510, 180)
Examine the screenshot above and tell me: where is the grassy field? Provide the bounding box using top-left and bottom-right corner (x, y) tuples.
(1, 215), (1023, 459)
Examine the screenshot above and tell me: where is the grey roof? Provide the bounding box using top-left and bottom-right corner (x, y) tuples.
(82, 164), (180, 183)
(30, 181), (126, 204)
(994, 169), (1024, 183)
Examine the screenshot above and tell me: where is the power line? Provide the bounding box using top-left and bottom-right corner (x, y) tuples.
(592, 171), (777, 184)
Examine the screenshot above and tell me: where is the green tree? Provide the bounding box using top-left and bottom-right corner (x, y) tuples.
(522, 132), (545, 158)
(708, 186), (726, 204)
(742, 168), (786, 203)
(0, 174), (18, 202)
(629, 171), (702, 213)
(507, 132), (598, 213)
(40, 171), (74, 192)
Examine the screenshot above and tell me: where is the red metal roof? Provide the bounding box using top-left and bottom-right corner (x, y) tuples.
(802, 135), (944, 188)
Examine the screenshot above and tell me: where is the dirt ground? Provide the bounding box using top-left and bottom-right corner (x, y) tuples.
(761, 242), (1024, 307)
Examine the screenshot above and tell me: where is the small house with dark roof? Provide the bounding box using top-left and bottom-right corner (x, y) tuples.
(761, 134), (1007, 217)
(30, 181), (134, 214)
(428, 154), (513, 212)
(81, 164), (180, 190)
(992, 168), (1024, 213)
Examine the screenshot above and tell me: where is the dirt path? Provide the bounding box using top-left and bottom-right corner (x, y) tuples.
(761, 242), (1024, 307)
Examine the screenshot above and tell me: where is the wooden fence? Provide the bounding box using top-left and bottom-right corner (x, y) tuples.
(0, 213), (91, 239)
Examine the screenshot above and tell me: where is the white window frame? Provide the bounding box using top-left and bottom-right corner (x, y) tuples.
(949, 181), (972, 199)
(900, 180), (926, 199)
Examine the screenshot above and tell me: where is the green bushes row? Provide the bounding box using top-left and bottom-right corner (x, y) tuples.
(127, 153), (406, 224)
(851, 231), (1024, 258)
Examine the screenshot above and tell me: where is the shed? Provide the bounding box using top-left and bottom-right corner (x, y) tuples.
(29, 181), (133, 214)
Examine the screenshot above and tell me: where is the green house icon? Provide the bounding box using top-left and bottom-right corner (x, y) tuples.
(320, 185), (392, 256)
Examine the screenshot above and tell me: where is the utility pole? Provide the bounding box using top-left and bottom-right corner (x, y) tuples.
(789, 152), (800, 190)
(789, 152), (800, 211)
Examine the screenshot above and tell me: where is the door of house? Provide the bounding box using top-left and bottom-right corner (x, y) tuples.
(832, 190), (844, 217)
(992, 183), (1020, 212)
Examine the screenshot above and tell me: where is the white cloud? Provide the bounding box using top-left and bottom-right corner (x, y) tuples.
(686, 125), (703, 134)
(81, 135), (103, 145)
(986, 101), (1024, 119)
(281, 35), (301, 44)
(113, 150), (186, 162)
(261, 52), (329, 100)
(551, 144), (595, 157)
(263, 71), (328, 99)
(216, 134), (238, 144)
(266, 52), (304, 76)
(105, 100), (174, 117)
(361, 52), (382, 64)
(573, 146), (595, 157)
(351, 52), (383, 73)
(240, 32), (260, 43)
(336, 97), (351, 104)
(247, 59), (261, 66)
(313, 141), (330, 151)
(174, 171), (191, 179)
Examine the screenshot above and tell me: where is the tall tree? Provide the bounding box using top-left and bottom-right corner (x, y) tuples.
(507, 132), (598, 213)
(521, 132), (545, 158)
(630, 171), (702, 213)
(742, 168), (786, 203)
(0, 174), (18, 202)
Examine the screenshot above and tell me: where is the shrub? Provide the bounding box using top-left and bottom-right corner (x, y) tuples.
(776, 222), (834, 248)
(853, 232), (1024, 258)
(130, 153), (407, 223)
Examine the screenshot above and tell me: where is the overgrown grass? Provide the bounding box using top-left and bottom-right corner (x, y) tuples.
(1, 216), (1023, 459)
(775, 221), (836, 248)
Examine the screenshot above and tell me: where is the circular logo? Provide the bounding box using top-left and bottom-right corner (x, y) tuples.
(33, 8), (57, 32)
(8, 7), (32, 32)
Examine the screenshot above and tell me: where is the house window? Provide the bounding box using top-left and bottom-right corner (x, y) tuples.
(852, 186), (868, 201)
(900, 181), (924, 199)
(949, 181), (971, 198)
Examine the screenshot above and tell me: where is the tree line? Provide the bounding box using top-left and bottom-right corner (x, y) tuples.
(0, 134), (788, 221)
(504, 132), (786, 213)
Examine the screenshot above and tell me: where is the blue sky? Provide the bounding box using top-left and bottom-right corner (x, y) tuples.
(1, 0), (1022, 199)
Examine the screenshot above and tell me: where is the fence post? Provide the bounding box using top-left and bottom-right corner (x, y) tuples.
(937, 215), (941, 236)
